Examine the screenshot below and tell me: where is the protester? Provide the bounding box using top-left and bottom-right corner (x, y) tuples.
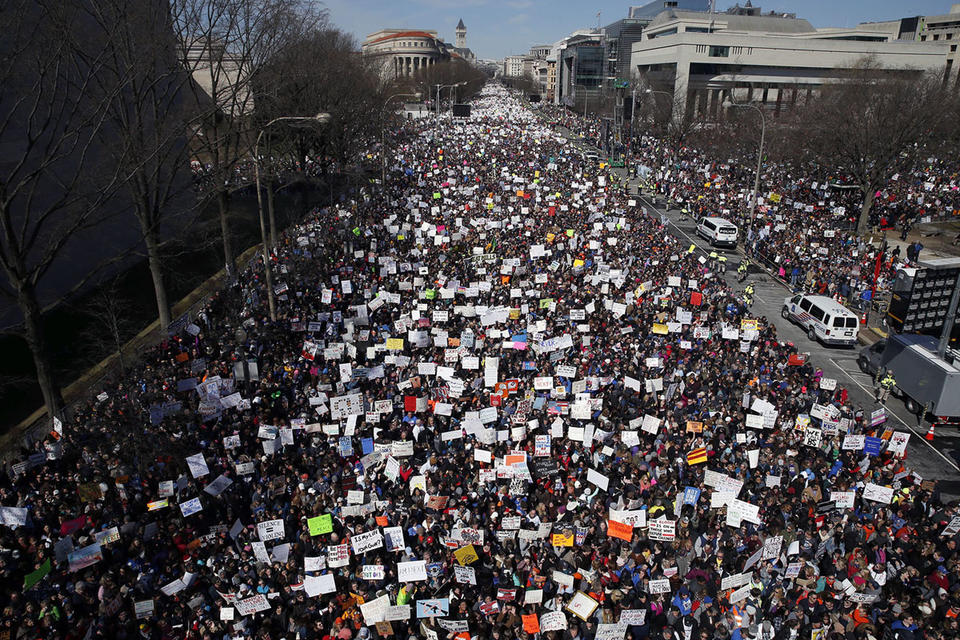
(1, 85), (957, 640)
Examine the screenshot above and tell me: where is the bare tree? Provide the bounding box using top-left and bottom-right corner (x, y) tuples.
(256, 26), (374, 206)
(796, 61), (951, 236)
(74, 274), (140, 375)
(172, 0), (326, 277)
(0, 0), (131, 420)
(632, 78), (702, 146)
(78, 0), (198, 332)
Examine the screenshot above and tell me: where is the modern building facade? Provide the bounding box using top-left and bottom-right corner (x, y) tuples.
(362, 29), (450, 80)
(503, 55), (526, 77)
(861, 4), (960, 86)
(603, 0), (709, 85)
(630, 4), (950, 119)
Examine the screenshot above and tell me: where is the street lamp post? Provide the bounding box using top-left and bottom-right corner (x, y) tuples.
(381, 92), (421, 188)
(722, 98), (766, 222)
(254, 113), (330, 322)
(435, 82), (466, 124)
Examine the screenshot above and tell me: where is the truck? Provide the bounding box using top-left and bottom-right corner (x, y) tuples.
(858, 333), (960, 419)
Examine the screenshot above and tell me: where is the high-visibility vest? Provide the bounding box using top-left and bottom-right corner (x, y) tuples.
(730, 604), (744, 628)
(881, 375), (896, 389)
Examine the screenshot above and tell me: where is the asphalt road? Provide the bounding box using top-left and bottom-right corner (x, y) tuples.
(541, 110), (960, 497)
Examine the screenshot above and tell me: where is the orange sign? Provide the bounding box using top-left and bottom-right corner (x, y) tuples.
(607, 519), (633, 542)
(522, 614), (540, 634)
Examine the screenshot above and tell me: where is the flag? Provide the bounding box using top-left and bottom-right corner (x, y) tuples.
(687, 447), (708, 465)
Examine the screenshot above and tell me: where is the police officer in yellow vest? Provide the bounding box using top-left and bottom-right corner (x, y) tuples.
(744, 283), (755, 306)
(876, 368), (896, 404)
(737, 259), (749, 283)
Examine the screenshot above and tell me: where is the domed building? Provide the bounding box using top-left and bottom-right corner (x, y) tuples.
(362, 29), (450, 80)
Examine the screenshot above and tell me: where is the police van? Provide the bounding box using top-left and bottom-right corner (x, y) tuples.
(696, 217), (738, 248)
(781, 293), (859, 346)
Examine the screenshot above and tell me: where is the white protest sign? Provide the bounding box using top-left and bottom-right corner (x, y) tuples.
(352, 530), (385, 554)
(648, 519), (675, 541)
(863, 483), (894, 504)
(256, 519), (285, 542)
(397, 560), (428, 582)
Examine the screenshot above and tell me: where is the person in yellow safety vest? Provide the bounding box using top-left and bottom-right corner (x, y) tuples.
(876, 368), (896, 404)
(744, 284), (755, 306)
(718, 255), (728, 274)
(737, 259), (749, 282)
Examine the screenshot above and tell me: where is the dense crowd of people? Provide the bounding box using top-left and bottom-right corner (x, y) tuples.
(538, 103), (960, 311)
(2, 86), (959, 640)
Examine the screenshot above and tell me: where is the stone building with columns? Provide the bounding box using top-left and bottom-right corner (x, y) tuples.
(631, 4), (949, 120)
(362, 29), (451, 80)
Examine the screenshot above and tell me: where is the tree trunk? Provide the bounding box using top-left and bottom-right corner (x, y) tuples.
(857, 185), (877, 237)
(218, 190), (235, 278)
(145, 228), (171, 331)
(18, 283), (64, 422)
(266, 179), (278, 251)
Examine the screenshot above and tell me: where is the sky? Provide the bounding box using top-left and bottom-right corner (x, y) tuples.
(321, 0), (957, 60)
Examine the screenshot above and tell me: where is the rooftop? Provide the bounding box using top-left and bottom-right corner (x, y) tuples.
(646, 8), (814, 34)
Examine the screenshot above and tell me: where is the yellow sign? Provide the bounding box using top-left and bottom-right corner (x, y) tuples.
(551, 532), (574, 547)
(740, 319), (758, 331)
(386, 338), (404, 350)
(454, 544), (479, 565)
(573, 259), (584, 268)
(769, 193), (782, 203)
(652, 323), (669, 335)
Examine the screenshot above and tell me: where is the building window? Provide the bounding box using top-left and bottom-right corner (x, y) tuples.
(934, 34), (940, 40)
(952, 44), (958, 52)
(708, 45), (729, 57)
(921, 35), (927, 41)
(948, 33), (953, 39)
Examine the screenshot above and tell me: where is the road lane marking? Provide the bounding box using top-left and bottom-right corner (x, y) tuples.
(829, 357), (960, 472)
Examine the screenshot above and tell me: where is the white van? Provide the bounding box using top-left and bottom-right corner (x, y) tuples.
(781, 293), (860, 346)
(696, 217), (738, 248)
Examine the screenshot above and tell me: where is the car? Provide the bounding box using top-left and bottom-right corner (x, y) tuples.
(781, 293), (859, 346)
(696, 217), (737, 248)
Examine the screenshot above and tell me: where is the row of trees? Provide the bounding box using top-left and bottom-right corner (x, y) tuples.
(0, 0), (416, 423)
(633, 62), (960, 235)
